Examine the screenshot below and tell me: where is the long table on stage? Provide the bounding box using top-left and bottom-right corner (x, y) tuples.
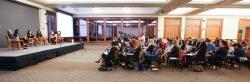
(0, 43), (84, 70)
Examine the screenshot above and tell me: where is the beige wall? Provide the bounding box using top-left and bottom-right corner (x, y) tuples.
(74, 15), (247, 40)
(39, 9), (48, 37)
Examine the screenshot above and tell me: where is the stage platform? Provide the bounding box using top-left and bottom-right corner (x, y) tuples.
(0, 43), (84, 70)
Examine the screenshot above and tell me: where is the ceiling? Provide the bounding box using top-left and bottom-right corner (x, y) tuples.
(31, 0), (250, 16)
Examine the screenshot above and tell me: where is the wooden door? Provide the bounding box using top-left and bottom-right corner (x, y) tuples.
(245, 27), (250, 43)
(239, 19), (250, 42)
(185, 19), (202, 39)
(164, 18), (181, 38)
(206, 19), (222, 39)
(146, 26), (155, 38)
(239, 19), (250, 27)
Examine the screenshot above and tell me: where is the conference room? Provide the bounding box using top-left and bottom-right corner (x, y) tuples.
(0, 0), (250, 82)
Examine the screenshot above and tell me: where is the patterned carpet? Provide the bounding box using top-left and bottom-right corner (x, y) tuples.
(0, 44), (250, 82)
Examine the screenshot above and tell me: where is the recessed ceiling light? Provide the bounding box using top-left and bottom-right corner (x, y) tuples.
(60, 7), (160, 15)
(95, 20), (145, 23)
(93, 8), (101, 13)
(168, 7), (198, 15)
(40, 0), (171, 4)
(124, 7), (132, 13)
(235, 0), (250, 4)
(199, 8), (250, 16)
(188, 0), (222, 4)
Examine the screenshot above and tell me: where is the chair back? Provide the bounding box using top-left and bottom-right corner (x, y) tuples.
(179, 50), (185, 60)
(247, 48), (250, 58)
(5, 35), (11, 48)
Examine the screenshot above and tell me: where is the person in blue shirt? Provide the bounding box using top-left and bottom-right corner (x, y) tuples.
(206, 39), (216, 52)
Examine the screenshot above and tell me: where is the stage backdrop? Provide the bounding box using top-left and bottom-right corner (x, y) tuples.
(0, 0), (39, 48)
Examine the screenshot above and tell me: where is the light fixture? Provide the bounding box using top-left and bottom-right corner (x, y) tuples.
(188, 0), (222, 4)
(148, 24), (156, 26)
(124, 7), (132, 13)
(125, 24), (130, 26)
(59, 7), (160, 15)
(95, 21), (145, 23)
(235, 0), (250, 4)
(168, 7), (198, 15)
(93, 7), (101, 13)
(152, 21), (157, 24)
(199, 8), (250, 16)
(41, 0), (171, 4)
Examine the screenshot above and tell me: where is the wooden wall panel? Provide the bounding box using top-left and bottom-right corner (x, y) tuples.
(164, 18), (181, 38)
(239, 19), (250, 27)
(186, 19), (201, 26)
(206, 19), (222, 39)
(185, 19), (202, 39)
(239, 19), (250, 42)
(245, 28), (250, 43)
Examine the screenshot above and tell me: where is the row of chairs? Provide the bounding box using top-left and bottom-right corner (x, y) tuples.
(6, 35), (48, 50)
(143, 50), (249, 72)
(167, 53), (249, 71)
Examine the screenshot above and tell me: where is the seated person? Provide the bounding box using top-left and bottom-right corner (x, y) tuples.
(230, 43), (247, 68)
(248, 44), (250, 58)
(26, 30), (37, 46)
(49, 31), (56, 44)
(179, 40), (186, 50)
(207, 40), (229, 70)
(186, 40), (197, 54)
(27, 30), (35, 39)
(144, 43), (157, 68)
(36, 30), (43, 38)
(36, 30), (47, 45)
(190, 42), (207, 64)
(167, 40), (179, 58)
(7, 30), (15, 39)
(161, 40), (174, 62)
(55, 31), (63, 43)
(206, 39), (216, 53)
(233, 43), (246, 57)
(130, 39), (143, 62)
(96, 41), (120, 71)
(154, 42), (165, 67)
(12, 29), (27, 49)
(123, 42), (136, 69)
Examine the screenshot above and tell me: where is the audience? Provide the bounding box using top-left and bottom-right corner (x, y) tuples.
(96, 34), (250, 72)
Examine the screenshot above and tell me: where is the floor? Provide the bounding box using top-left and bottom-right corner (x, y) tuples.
(0, 44), (250, 82)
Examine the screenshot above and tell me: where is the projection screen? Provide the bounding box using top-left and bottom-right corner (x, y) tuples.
(56, 12), (73, 37)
